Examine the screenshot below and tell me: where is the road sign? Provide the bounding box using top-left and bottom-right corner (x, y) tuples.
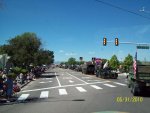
(137, 45), (149, 49)
(0, 54), (10, 70)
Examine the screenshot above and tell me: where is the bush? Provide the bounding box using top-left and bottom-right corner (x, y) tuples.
(21, 69), (28, 74)
(12, 67), (22, 75)
(7, 73), (16, 79)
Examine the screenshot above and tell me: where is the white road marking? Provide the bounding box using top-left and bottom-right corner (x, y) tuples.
(55, 73), (61, 87)
(45, 78), (53, 80)
(40, 91), (49, 98)
(18, 94), (29, 101)
(104, 84), (116, 87)
(87, 80), (100, 82)
(69, 80), (74, 83)
(66, 72), (88, 84)
(82, 77), (92, 79)
(59, 89), (68, 95)
(90, 85), (103, 89)
(76, 87), (87, 92)
(63, 77), (73, 79)
(113, 82), (127, 86)
(42, 73), (50, 75)
(21, 81), (110, 93)
(39, 81), (52, 83)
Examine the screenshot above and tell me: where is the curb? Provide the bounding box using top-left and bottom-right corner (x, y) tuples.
(20, 81), (31, 89)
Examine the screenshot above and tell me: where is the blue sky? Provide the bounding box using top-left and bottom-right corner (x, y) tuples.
(0, 0), (150, 62)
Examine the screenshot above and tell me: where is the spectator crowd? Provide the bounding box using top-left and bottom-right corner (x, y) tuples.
(0, 66), (47, 102)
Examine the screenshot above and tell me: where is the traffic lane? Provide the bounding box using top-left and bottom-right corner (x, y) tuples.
(66, 70), (109, 83)
(67, 69), (128, 84)
(108, 74), (127, 84)
(1, 82), (149, 113)
(55, 71), (86, 86)
(21, 74), (59, 91)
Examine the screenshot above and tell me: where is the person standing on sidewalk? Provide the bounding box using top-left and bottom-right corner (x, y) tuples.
(19, 73), (23, 85)
(5, 75), (13, 102)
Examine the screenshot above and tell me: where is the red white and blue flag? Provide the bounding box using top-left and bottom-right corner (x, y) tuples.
(133, 52), (137, 79)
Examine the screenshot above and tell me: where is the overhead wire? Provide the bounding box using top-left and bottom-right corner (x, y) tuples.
(95, 0), (150, 20)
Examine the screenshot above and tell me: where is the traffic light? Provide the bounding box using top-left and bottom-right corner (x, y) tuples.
(103, 38), (107, 46)
(115, 38), (119, 46)
(79, 57), (83, 61)
(92, 57), (96, 61)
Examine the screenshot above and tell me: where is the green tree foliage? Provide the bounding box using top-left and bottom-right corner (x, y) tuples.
(67, 57), (76, 65)
(123, 54), (133, 72)
(76, 61), (84, 65)
(109, 55), (119, 70)
(34, 49), (54, 66)
(0, 32), (54, 67)
(101, 59), (107, 64)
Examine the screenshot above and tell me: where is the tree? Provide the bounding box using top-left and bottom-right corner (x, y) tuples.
(109, 55), (119, 70)
(67, 57), (76, 65)
(7, 32), (41, 66)
(0, 32), (54, 67)
(123, 54), (133, 72)
(76, 61), (84, 65)
(101, 59), (107, 64)
(34, 49), (54, 66)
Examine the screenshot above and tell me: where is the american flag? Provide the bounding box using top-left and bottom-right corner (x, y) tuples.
(133, 52), (137, 79)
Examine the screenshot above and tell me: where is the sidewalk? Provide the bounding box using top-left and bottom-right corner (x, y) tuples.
(118, 73), (129, 76)
(0, 80), (31, 103)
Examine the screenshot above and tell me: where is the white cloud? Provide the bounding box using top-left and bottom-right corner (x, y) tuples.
(88, 51), (95, 55)
(65, 52), (77, 56)
(59, 50), (64, 53)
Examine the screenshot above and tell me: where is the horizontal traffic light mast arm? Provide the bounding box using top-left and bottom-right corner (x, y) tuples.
(106, 41), (150, 45)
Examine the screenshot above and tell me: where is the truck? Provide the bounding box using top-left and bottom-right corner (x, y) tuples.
(82, 62), (95, 75)
(95, 60), (118, 79)
(127, 64), (150, 96)
(97, 67), (118, 79)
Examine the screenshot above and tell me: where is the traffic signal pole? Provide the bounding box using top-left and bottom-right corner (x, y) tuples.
(106, 41), (150, 46)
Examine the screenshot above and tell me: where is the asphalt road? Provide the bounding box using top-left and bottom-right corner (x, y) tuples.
(0, 67), (149, 113)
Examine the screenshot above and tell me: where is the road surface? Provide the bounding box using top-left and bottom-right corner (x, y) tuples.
(0, 67), (149, 113)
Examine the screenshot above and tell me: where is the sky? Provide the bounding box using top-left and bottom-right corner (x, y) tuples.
(0, 0), (150, 62)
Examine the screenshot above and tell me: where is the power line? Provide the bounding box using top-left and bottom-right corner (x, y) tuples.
(95, 0), (150, 20)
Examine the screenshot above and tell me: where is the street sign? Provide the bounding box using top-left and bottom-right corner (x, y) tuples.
(0, 54), (10, 70)
(137, 45), (149, 49)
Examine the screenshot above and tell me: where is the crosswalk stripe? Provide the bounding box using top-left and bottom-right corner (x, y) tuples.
(90, 85), (103, 89)
(76, 87), (87, 92)
(104, 83), (116, 87)
(113, 82), (127, 86)
(40, 91), (49, 98)
(18, 94), (30, 101)
(59, 89), (68, 95)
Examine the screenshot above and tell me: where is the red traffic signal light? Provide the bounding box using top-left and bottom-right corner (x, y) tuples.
(103, 38), (107, 46)
(115, 38), (119, 46)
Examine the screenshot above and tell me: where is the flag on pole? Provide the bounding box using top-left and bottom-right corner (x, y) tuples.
(103, 61), (108, 69)
(133, 52), (137, 79)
